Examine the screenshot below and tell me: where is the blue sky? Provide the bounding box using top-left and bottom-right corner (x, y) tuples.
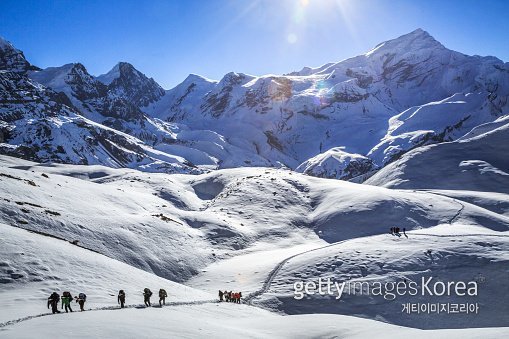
(1, 0), (508, 89)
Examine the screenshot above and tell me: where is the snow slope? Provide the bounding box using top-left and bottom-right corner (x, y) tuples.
(2, 29), (508, 179)
(2, 303), (507, 339)
(1, 154), (508, 284)
(1, 153), (509, 335)
(296, 147), (375, 180)
(366, 120), (509, 193)
(0, 223), (212, 324)
(252, 226), (509, 329)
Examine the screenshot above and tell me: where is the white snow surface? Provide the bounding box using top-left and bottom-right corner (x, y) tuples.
(366, 120), (509, 193)
(296, 147), (375, 180)
(1, 154), (509, 336)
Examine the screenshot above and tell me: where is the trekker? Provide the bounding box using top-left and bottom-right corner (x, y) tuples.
(403, 228), (408, 238)
(237, 292), (242, 304)
(143, 288), (152, 307)
(228, 291), (233, 302)
(61, 291), (73, 313)
(224, 291), (229, 302)
(75, 292), (86, 311)
(118, 290), (126, 308)
(47, 292), (60, 314)
(159, 289), (167, 306)
(219, 290), (224, 302)
(390, 227), (393, 235)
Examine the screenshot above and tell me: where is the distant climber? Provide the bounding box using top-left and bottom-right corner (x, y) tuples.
(403, 228), (408, 238)
(143, 288), (152, 307)
(75, 292), (86, 311)
(224, 290), (229, 302)
(237, 292), (242, 304)
(118, 290), (126, 308)
(219, 290), (224, 302)
(61, 291), (73, 313)
(47, 292), (60, 314)
(159, 288), (167, 306)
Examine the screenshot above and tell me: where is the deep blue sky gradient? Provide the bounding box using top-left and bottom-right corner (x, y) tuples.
(1, 0), (508, 88)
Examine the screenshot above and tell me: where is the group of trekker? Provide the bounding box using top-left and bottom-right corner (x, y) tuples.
(390, 227), (408, 238)
(218, 290), (242, 303)
(47, 288), (168, 314)
(47, 291), (86, 314)
(141, 288), (167, 307)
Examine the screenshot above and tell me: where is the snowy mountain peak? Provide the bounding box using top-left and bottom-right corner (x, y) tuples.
(0, 36), (38, 73)
(183, 73), (217, 85)
(366, 28), (443, 57)
(96, 63), (121, 85)
(96, 62), (140, 85)
(218, 71), (254, 87)
(100, 61), (165, 108)
(0, 36), (13, 50)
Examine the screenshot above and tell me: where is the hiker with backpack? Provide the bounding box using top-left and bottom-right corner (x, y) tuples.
(159, 288), (167, 306)
(118, 290), (126, 308)
(143, 288), (152, 307)
(75, 292), (86, 311)
(61, 291), (73, 313)
(237, 292), (242, 304)
(47, 292), (60, 314)
(218, 290), (224, 302)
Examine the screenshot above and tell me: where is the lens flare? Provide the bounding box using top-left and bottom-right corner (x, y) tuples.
(287, 33), (298, 44)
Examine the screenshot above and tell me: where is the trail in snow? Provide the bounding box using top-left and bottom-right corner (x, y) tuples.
(244, 239), (351, 304)
(243, 192), (468, 305)
(0, 300), (217, 329)
(2, 230), (507, 329)
(244, 231), (509, 305)
(1, 187), (504, 329)
(422, 191), (466, 224)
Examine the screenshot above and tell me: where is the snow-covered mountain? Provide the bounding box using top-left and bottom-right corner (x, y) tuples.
(2, 29), (509, 338)
(144, 28), (509, 174)
(0, 36), (38, 73)
(1, 29), (509, 179)
(295, 147), (375, 180)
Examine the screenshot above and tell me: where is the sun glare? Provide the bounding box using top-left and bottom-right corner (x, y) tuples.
(283, 0), (358, 46)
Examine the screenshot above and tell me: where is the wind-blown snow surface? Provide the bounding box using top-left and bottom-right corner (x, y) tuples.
(2, 304), (507, 339)
(366, 120), (509, 193)
(252, 227), (509, 329)
(1, 154), (509, 337)
(0, 224), (212, 324)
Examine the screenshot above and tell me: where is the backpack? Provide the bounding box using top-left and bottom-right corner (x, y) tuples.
(79, 293), (86, 301)
(50, 292), (59, 302)
(144, 288), (152, 297)
(159, 289), (166, 297)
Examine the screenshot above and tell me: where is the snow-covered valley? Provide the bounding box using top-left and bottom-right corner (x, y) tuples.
(1, 24), (509, 338)
(0, 152), (508, 337)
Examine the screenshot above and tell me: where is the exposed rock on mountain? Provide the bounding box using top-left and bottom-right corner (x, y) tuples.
(1, 29), (508, 178)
